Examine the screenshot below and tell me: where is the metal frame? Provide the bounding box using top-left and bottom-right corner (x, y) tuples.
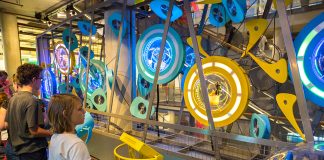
(276, 0), (314, 142)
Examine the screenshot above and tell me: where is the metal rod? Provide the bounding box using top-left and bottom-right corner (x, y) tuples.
(66, 20), (72, 92)
(86, 108), (295, 148)
(198, 4), (209, 35)
(183, 0), (221, 159)
(51, 31), (58, 78)
(176, 97), (185, 125)
(82, 10), (94, 108)
(107, 0), (127, 130)
(142, 0), (175, 142)
(0, 0), (23, 7)
(36, 0), (115, 38)
(276, 0), (314, 142)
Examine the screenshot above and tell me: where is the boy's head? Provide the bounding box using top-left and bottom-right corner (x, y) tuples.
(48, 94), (85, 133)
(16, 63), (43, 90)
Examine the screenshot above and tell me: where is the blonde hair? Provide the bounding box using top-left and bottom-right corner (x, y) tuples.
(0, 92), (8, 109)
(48, 94), (81, 133)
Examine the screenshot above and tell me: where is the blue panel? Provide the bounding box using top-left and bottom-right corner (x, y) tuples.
(135, 24), (184, 84)
(62, 28), (78, 51)
(209, 4), (229, 27)
(222, 0), (246, 23)
(107, 11), (127, 37)
(75, 112), (94, 144)
(137, 74), (153, 97)
(77, 20), (97, 36)
(181, 45), (196, 74)
(292, 13), (324, 107)
(79, 46), (94, 67)
(41, 68), (57, 99)
(249, 113), (271, 139)
(150, 0), (183, 22)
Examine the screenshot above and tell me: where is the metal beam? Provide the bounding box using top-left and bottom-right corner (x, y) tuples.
(86, 108), (295, 148)
(142, 0), (175, 142)
(276, 0), (314, 142)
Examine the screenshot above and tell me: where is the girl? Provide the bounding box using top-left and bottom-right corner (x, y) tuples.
(48, 94), (90, 160)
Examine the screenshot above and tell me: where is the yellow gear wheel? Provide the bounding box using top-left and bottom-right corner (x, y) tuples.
(184, 56), (250, 127)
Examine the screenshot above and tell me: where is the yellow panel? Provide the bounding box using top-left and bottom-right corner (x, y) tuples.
(272, 0), (293, 9)
(245, 18), (269, 53)
(119, 133), (163, 160)
(248, 52), (288, 83)
(197, 0), (222, 4)
(276, 93), (305, 140)
(186, 36), (210, 58)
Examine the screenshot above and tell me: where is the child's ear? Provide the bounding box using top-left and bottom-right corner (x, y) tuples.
(62, 110), (67, 117)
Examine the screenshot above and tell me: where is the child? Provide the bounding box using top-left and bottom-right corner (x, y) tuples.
(0, 92), (9, 160)
(0, 71), (12, 98)
(47, 94), (91, 160)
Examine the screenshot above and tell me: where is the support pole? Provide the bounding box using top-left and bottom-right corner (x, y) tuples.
(142, 0), (175, 142)
(276, 0), (314, 142)
(183, 0), (221, 159)
(107, 0), (127, 130)
(82, 10), (94, 108)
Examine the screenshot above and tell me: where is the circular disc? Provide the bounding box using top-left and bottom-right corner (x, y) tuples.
(184, 56), (250, 127)
(77, 20), (97, 36)
(249, 113), (271, 139)
(222, 0), (246, 23)
(62, 28), (78, 51)
(80, 59), (106, 97)
(314, 143), (324, 151)
(136, 24), (184, 84)
(41, 68), (57, 99)
(209, 4), (229, 27)
(150, 0), (183, 22)
(293, 13), (324, 107)
(54, 43), (76, 75)
(130, 96), (155, 119)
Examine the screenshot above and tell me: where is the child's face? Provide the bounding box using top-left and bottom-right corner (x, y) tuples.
(71, 100), (85, 126)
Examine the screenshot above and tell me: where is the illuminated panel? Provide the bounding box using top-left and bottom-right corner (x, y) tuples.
(54, 43), (75, 75)
(184, 56), (250, 127)
(293, 13), (324, 107)
(150, 0), (183, 22)
(62, 28), (78, 51)
(209, 3), (229, 27)
(107, 11), (127, 37)
(41, 68), (57, 99)
(314, 143), (324, 151)
(135, 24), (184, 84)
(222, 0), (246, 23)
(80, 59), (106, 97)
(77, 20), (97, 36)
(249, 113), (271, 139)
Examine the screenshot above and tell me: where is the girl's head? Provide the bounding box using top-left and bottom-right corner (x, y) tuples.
(48, 94), (85, 133)
(0, 92), (8, 109)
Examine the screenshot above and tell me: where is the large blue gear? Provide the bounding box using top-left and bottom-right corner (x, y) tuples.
(136, 24), (184, 84)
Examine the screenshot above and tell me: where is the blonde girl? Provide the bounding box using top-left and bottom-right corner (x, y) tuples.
(48, 94), (90, 160)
